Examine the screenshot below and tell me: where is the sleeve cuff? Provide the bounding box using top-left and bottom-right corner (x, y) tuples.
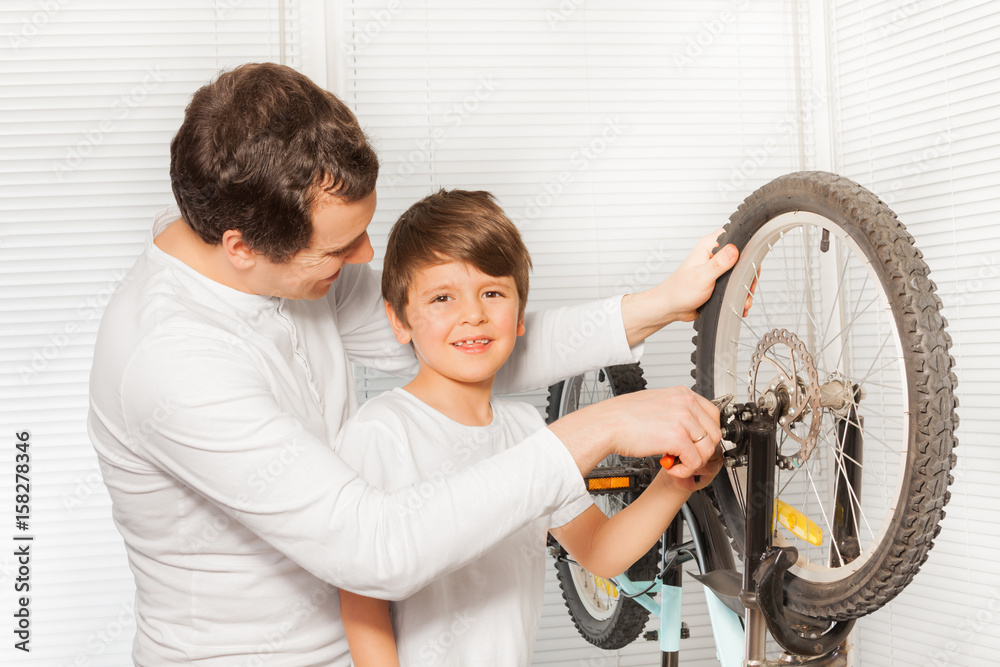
(533, 425), (591, 514)
(611, 294), (644, 363)
(548, 493), (595, 529)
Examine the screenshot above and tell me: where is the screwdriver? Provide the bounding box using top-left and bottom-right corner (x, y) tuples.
(659, 393), (734, 470)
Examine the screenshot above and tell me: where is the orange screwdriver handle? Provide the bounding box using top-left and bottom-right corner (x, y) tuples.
(661, 454), (701, 483)
(659, 394), (733, 471)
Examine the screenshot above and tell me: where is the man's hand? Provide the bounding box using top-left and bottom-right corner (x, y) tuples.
(667, 446), (724, 493)
(548, 386), (722, 476)
(621, 229), (739, 345)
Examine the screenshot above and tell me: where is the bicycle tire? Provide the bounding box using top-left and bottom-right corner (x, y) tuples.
(692, 171), (958, 621)
(546, 363), (660, 649)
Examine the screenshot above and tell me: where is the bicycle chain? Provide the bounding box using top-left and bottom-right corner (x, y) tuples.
(749, 329), (822, 467)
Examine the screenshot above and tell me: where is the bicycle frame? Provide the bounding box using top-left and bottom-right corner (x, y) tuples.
(609, 493), (746, 667)
(566, 396), (858, 666)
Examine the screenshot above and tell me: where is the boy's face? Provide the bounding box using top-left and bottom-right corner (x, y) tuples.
(387, 260), (525, 389)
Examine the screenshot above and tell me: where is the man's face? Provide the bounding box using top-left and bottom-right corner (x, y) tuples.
(252, 190), (377, 300)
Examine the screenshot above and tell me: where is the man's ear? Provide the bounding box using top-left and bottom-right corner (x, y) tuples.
(221, 230), (258, 270)
(385, 301), (412, 345)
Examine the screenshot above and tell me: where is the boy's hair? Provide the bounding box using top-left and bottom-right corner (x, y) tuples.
(382, 189), (532, 328)
(169, 62), (379, 263)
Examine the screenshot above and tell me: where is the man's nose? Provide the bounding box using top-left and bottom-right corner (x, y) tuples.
(346, 233), (374, 264)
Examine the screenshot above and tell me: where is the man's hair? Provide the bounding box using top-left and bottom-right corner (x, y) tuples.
(169, 62), (379, 262)
(382, 189), (531, 328)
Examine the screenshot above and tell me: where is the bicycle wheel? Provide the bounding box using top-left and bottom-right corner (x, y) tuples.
(693, 171), (958, 621)
(547, 364), (659, 649)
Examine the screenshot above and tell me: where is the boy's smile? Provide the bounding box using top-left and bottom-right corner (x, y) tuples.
(387, 260), (526, 423)
(451, 337), (492, 351)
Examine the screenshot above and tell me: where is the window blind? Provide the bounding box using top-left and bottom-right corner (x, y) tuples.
(0, 2), (300, 663)
(338, 1), (810, 664)
(826, 1), (999, 665)
(3, 1), (988, 664)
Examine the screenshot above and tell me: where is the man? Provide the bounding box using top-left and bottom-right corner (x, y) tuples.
(88, 62), (736, 664)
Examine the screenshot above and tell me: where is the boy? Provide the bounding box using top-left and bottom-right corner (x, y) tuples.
(335, 189), (721, 666)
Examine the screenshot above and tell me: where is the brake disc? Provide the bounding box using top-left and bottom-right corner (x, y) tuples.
(749, 329), (822, 467)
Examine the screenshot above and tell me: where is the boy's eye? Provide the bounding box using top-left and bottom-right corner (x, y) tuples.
(483, 291), (504, 298)
(432, 295), (452, 303)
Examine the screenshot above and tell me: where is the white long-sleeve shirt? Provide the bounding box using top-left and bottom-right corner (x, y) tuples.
(335, 389), (595, 667)
(87, 206), (642, 665)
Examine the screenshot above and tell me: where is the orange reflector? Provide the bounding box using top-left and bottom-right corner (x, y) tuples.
(587, 476), (631, 491)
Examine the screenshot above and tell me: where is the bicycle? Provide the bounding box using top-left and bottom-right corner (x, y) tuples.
(546, 171), (959, 666)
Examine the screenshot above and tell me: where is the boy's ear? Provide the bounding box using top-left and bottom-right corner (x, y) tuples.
(516, 313), (526, 337)
(221, 230), (257, 270)
(385, 301), (412, 345)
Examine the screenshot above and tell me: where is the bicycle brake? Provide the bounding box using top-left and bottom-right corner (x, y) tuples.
(712, 393), (734, 413)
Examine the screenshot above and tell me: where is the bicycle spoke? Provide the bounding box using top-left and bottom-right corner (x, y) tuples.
(775, 464), (803, 499)
(856, 330), (896, 383)
(737, 307), (768, 343)
(817, 246), (853, 353)
(768, 238), (823, 336)
(851, 378), (903, 393)
(815, 292), (881, 360)
(804, 464), (844, 567)
(831, 443), (891, 505)
(833, 416), (902, 457)
(831, 270), (871, 373)
(831, 423), (876, 541)
(856, 407), (904, 427)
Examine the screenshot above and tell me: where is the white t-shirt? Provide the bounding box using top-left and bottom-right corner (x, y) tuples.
(87, 206), (641, 665)
(335, 389), (594, 667)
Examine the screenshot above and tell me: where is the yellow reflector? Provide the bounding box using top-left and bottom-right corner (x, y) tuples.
(594, 576), (619, 598)
(775, 499), (823, 546)
(587, 476), (631, 491)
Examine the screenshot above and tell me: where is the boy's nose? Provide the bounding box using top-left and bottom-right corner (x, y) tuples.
(461, 299), (487, 325)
